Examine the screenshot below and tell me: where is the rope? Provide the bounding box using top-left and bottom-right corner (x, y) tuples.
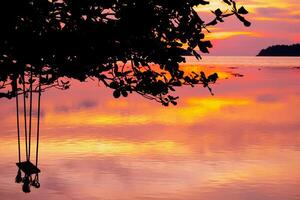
(28, 71), (33, 160)
(15, 81), (21, 163)
(22, 75), (29, 161)
(36, 74), (41, 167)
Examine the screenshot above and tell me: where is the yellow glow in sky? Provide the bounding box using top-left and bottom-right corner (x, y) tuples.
(205, 31), (261, 40)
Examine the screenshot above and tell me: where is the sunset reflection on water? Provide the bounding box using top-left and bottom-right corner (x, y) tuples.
(0, 57), (300, 200)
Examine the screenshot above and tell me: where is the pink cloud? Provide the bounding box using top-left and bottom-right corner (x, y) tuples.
(197, 0), (300, 55)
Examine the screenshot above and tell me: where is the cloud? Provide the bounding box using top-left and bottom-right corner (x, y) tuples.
(194, 0), (300, 55)
(54, 100), (98, 113)
(255, 94), (282, 103)
(78, 100), (98, 109)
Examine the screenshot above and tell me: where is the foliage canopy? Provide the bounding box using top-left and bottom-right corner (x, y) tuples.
(0, 0), (250, 105)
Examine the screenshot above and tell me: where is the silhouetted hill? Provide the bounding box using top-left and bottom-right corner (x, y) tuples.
(257, 44), (300, 56)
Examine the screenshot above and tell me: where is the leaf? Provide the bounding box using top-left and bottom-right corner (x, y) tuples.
(238, 6), (248, 15)
(110, 82), (119, 89)
(113, 90), (121, 98)
(223, 0), (231, 5)
(121, 90), (128, 97)
(208, 73), (218, 83)
(236, 14), (251, 27)
(198, 41), (213, 53)
(171, 101), (177, 106)
(193, 50), (202, 60)
(214, 9), (222, 17)
(162, 101), (169, 106)
(172, 81), (182, 86)
(197, 0), (209, 5)
(168, 86), (175, 91)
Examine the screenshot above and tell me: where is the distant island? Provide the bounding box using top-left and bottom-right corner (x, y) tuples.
(257, 44), (300, 56)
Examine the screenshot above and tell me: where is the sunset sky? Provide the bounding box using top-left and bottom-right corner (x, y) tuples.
(1, 1), (300, 198)
(197, 0), (300, 55)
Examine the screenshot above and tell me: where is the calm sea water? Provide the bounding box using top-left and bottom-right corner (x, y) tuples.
(0, 56), (300, 200)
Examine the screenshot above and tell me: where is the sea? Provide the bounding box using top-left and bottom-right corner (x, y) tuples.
(0, 56), (300, 200)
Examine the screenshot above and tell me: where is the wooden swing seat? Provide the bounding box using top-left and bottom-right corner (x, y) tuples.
(16, 161), (41, 176)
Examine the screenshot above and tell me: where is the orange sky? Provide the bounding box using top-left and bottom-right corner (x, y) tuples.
(196, 0), (300, 55)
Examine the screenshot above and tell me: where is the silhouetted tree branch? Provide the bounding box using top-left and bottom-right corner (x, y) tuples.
(0, 0), (250, 105)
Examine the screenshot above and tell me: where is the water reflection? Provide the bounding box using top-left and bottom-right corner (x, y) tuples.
(0, 57), (300, 199)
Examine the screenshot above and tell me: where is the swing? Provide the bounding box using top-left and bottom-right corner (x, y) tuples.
(14, 71), (42, 192)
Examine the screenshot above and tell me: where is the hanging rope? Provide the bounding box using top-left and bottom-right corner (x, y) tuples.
(22, 74), (29, 161)
(36, 73), (41, 167)
(15, 79), (21, 163)
(28, 70), (33, 160)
